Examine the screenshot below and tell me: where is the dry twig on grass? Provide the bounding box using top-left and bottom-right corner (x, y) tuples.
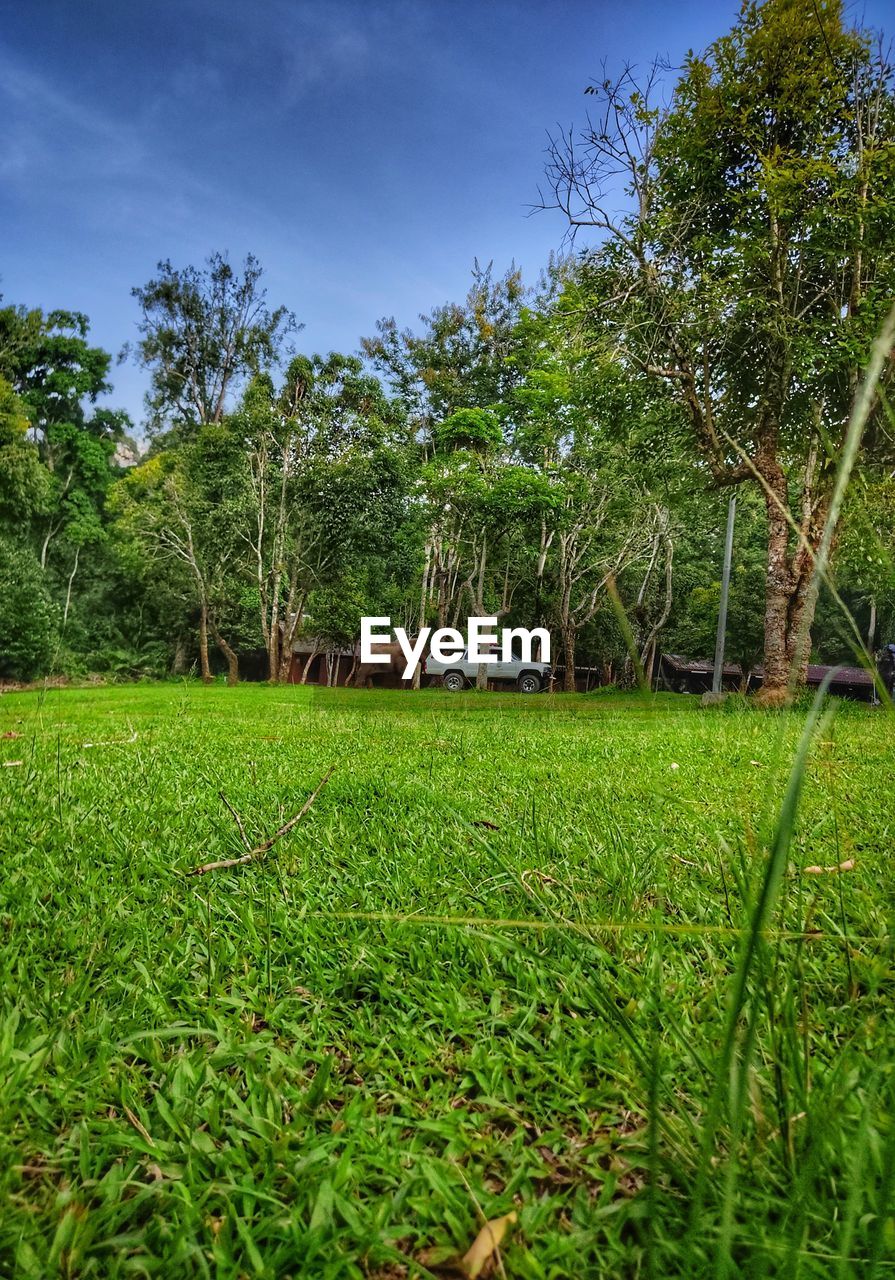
(188, 765), (335, 876)
(218, 791), (252, 851)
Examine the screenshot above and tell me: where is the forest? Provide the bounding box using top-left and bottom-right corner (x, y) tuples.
(2, 0), (894, 698)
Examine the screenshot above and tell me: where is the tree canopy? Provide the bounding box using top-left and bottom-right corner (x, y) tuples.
(2, 0), (894, 691)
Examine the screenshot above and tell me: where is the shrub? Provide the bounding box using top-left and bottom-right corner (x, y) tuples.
(0, 540), (60, 680)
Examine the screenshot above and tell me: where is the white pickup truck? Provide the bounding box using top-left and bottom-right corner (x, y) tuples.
(424, 647), (553, 693)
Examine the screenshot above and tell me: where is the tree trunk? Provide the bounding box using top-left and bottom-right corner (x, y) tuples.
(412, 543), (432, 691)
(300, 647), (320, 684)
(277, 640), (293, 684)
(562, 626), (577, 692)
(760, 472), (822, 696)
(473, 538), (489, 691)
(198, 603), (212, 684)
(267, 624), (280, 683)
(172, 635), (190, 675)
(760, 457), (794, 694)
(208, 616), (239, 686)
(277, 589), (306, 683)
(62, 545), (80, 629)
(867, 597), (877, 654)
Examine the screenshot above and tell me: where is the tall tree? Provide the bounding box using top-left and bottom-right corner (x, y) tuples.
(512, 296), (673, 687)
(0, 304), (128, 617)
(111, 429), (253, 684)
(130, 253), (295, 431)
(238, 353), (409, 681)
(363, 262), (527, 438)
(365, 264), (538, 683)
(544, 0), (895, 694)
(0, 375), (48, 535)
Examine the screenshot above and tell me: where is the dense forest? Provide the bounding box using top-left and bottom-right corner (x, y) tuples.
(2, 0), (894, 694)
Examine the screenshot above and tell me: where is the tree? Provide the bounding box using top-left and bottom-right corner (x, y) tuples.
(365, 265), (539, 686)
(511, 292), (676, 688)
(237, 353), (410, 681)
(0, 541), (60, 681)
(0, 303), (128, 637)
(363, 262), (528, 438)
(0, 376), (49, 534)
(112, 428), (253, 685)
(422, 414), (554, 687)
(130, 253), (295, 431)
(544, 0), (895, 694)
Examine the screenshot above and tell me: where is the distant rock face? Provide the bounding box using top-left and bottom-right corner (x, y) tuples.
(113, 442), (141, 468)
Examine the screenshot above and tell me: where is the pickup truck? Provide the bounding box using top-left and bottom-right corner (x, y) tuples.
(424, 647), (553, 693)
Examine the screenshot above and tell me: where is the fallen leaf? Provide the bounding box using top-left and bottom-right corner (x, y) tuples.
(462, 1211), (517, 1278)
(473, 820), (500, 831)
(803, 858), (856, 875)
(1, 731), (21, 739)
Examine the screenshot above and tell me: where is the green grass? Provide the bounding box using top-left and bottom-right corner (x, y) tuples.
(0, 681), (893, 1278)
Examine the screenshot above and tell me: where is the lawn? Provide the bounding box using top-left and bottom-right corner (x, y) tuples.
(0, 682), (893, 1278)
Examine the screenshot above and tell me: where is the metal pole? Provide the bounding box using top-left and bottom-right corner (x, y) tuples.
(712, 495), (737, 695)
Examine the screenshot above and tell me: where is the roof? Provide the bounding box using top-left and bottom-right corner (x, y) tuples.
(662, 654), (875, 688)
(661, 653), (743, 677)
(291, 636), (356, 658)
(805, 664), (872, 687)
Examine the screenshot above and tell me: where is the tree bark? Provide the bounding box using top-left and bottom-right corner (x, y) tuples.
(198, 603), (212, 684)
(277, 586), (306, 683)
(208, 616), (239, 686)
(62, 545), (80, 629)
(868, 597), (877, 653)
(277, 630), (295, 684)
(474, 535), (488, 691)
(760, 469), (824, 695)
(267, 623), (280, 683)
(562, 626), (577, 692)
(172, 635), (190, 675)
(300, 646), (320, 684)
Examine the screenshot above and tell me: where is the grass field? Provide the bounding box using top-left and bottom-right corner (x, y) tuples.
(0, 681), (893, 1278)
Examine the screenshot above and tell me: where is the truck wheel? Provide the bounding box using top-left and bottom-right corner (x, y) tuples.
(443, 671), (465, 692)
(517, 672), (541, 694)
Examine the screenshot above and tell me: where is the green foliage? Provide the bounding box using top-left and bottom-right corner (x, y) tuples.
(435, 407), (503, 454)
(131, 253), (295, 430)
(0, 377), (49, 531)
(363, 261), (527, 432)
(546, 0), (895, 684)
(666, 491), (768, 671)
(0, 540), (59, 679)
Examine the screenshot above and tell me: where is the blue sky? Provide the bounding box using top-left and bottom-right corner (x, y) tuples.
(2, 0), (890, 429)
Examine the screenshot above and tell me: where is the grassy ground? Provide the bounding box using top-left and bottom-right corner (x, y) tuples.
(0, 681), (893, 1278)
